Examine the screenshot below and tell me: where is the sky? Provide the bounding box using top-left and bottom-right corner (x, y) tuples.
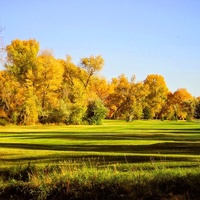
(0, 0), (200, 96)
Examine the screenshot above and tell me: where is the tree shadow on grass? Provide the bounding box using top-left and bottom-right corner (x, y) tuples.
(0, 141), (199, 154)
(0, 131), (200, 142)
(0, 152), (195, 165)
(0, 142), (199, 165)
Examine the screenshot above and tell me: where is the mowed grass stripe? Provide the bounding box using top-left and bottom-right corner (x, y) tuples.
(0, 120), (200, 168)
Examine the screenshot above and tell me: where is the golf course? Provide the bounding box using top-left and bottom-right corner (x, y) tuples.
(0, 120), (200, 199)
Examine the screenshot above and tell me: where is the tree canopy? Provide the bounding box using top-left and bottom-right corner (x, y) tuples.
(0, 38), (199, 125)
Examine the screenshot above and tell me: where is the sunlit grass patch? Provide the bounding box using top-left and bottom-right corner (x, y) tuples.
(0, 120), (200, 167)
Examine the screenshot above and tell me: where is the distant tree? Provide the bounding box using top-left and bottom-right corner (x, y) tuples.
(144, 74), (169, 119)
(106, 74), (130, 119)
(106, 74), (149, 120)
(160, 92), (175, 120)
(162, 88), (194, 120)
(172, 88), (194, 120)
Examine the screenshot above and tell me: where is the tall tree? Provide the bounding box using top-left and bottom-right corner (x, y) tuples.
(106, 74), (130, 119)
(6, 39), (39, 82)
(35, 50), (64, 114)
(5, 39), (40, 124)
(0, 70), (25, 123)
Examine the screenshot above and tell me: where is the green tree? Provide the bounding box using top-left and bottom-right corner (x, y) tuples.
(194, 97), (200, 119)
(143, 106), (153, 120)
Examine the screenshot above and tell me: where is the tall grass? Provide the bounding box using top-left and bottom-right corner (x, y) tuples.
(0, 160), (200, 199)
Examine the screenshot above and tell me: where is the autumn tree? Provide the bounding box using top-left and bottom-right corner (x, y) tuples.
(4, 39), (40, 124)
(35, 50), (64, 123)
(59, 56), (87, 124)
(0, 70), (25, 124)
(6, 39), (39, 82)
(79, 55), (104, 89)
(160, 92), (175, 120)
(89, 76), (112, 104)
(106, 74), (130, 119)
(172, 88), (194, 120)
(144, 74), (169, 119)
(128, 80), (149, 120)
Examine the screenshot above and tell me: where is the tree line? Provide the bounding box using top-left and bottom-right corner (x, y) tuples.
(0, 39), (200, 125)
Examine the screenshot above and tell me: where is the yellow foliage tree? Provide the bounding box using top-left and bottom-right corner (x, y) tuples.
(144, 74), (169, 119)
(79, 55), (104, 89)
(6, 39), (39, 82)
(0, 70), (25, 123)
(35, 50), (64, 113)
(172, 88), (194, 120)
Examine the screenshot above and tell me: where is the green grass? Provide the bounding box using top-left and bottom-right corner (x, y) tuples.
(0, 120), (200, 199)
(0, 120), (200, 168)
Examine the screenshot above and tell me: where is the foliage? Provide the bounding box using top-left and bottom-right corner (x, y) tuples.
(6, 39), (39, 82)
(194, 98), (200, 119)
(66, 103), (87, 125)
(143, 106), (153, 119)
(0, 39), (199, 125)
(144, 74), (169, 119)
(85, 99), (108, 124)
(79, 55), (104, 88)
(0, 117), (8, 126)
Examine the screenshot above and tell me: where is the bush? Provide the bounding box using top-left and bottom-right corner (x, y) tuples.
(0, 117), (8, 126)
(85, 99), (108, 125)
(39, 109), (68, 124)
(143, 106), (152, 120)
(66, 104), (86, 125)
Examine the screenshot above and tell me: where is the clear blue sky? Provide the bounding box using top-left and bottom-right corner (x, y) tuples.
(1, 0), (200, 96)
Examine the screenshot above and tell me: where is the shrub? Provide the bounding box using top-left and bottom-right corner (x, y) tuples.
(39, 109), (68, 124)
(66, 104), (87, 125)
(0, 117), (8, 126)
(143, 106), (152, 120)
(85, 99), (108, 125)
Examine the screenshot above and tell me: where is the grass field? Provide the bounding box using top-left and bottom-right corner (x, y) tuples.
(0, 120), (200, 199)
(0, 120), (200, 168)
